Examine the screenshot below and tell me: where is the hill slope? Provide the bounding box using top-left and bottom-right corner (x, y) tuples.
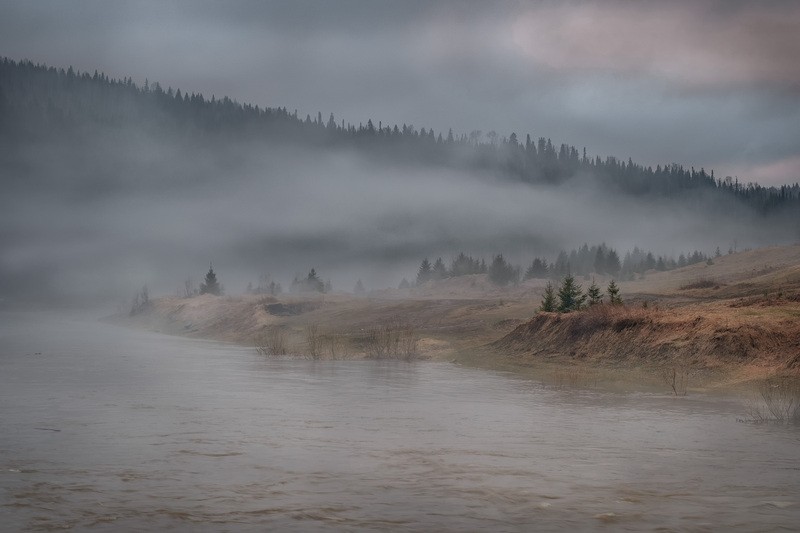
(496, 245), (800, 381)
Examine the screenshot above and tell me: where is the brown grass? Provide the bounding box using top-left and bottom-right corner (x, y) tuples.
(747, 376), (800, 424)
(360, 317), (421, 361)
(679, 278), (720, 290)
(255, 327), (289, 356)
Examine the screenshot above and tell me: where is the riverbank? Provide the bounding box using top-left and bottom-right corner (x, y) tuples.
(109, 244), (800, 391)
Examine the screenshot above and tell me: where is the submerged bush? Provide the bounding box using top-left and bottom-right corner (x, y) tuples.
(748, 377), (800, 424)
(362, 318), (420, 360)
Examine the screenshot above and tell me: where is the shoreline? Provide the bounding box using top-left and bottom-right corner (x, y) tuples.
(106, 244), (800, 395)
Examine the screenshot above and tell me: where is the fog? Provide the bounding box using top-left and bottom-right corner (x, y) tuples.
(2, 126), (795, 308)
(3, 1), (800, 185)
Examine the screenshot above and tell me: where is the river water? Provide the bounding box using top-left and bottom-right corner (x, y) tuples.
(0, 312), (798, 531)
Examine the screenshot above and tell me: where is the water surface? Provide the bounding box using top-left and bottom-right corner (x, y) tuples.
(1, 312), (798, 531)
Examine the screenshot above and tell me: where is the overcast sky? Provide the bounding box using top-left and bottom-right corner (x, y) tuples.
(2, 0), (799, 186)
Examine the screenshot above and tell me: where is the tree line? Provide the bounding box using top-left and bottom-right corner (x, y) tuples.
(413, 243), (718, 288)
(539, 276), (623, 313)
(2, 57), (798, 215)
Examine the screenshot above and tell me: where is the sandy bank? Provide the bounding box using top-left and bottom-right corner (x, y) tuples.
(109, 245), (800, 390)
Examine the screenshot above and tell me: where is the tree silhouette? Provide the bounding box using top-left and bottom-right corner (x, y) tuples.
(200, 264), (221, 295)
(587, 278), (603, 306)
(557, 274), (586, 312)
(607, 280), (623, 305)
(540, 282), (557, 312)
(417, 258), (432, 286)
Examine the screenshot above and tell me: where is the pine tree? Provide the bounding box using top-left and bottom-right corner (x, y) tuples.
(488, 254), (518, 286)
(417, 258), (432, 285)
(200, 264), (221, 295)
(604, 248), (621, 277)
(587, 278), (603, 306)
(524, 257), (549, 279)
(354, 279), (365, 295)
(607, 280), (622, 305)
(557, 274), (586, 312)
(432, 257), (448, 280)
(540, 281), (557, 312)
(594, 248), (606, 275)
(307, 268), (324, 292)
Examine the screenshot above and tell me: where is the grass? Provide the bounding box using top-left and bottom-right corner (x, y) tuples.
(361, 317), (420, 361)
(254, 327), (289, 356)
(747, 376), (800, 424)
(679, 278), (720, 290)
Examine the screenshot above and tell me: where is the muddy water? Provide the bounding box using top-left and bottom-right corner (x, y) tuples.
(1, 312), (798, 531)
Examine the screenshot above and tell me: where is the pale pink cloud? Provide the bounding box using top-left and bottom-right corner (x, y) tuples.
(511, 2), (800, 90)
(717, 156), (800, 187)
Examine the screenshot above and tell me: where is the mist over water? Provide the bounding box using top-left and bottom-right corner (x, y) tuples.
(1, 313), (798, 530)
(3, 131), (795, 307)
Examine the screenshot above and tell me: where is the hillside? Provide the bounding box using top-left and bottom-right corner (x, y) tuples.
(111, 245), (800, 389)
(2, 57), (798, 211)
(495, 245), (800, 385)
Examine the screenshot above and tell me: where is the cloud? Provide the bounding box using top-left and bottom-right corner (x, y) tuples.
(717, 155), (800, 186)
(511, 1), (800, 91)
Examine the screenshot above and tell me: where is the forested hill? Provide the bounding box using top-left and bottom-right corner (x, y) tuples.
(2, 57), (798, 213)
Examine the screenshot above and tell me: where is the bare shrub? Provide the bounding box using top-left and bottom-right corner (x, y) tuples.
(255, 327), (289, 356)
(747, 377), (800, 424)
(660, 363), (690, 396)
(363, 318), (420, 360)
(305, 324), (321, 359)
(323, 332), (348, 360)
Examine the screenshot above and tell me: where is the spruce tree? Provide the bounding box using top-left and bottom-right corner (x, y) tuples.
(587, 278), (603, 306)
(557, 274), (586, 312)
(200, 264), (221, 295)
(307, 268), (324, 292)
(540, 281), (557, 312)
(417, 258), (432, 285)
(354, 279), (365, 294)
(432, 257), (448, 280)
(488, 254), (518, 286)
(607, 280), (623, 305)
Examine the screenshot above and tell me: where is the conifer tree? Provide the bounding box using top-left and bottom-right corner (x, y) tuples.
(587, 278), (603, 306)
(354, 279), (365, 295)
(607, 280), (623, 305)
(417, 258), (432, 285)
(488, 254), (518, 286)
(200, 264), (221, 295)
(432, 257), (448, 280)
(307, 268), (324, 292)
(540, 281), (557, 312)
(557, 274), (586, 312)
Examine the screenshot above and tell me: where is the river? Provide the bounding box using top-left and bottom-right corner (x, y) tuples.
(1, 312), (798, 531)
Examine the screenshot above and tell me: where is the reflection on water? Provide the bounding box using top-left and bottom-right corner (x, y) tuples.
(1, 312), (798, 531)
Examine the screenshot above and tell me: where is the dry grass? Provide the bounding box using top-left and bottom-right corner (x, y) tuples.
(679, 278), (720, 290)
(305, 324), (321, 359)
(255, 327), (289, 356)
(322, 332), (349, 359)
(361, 317), (420, 360)
(747, 376), (800, 424)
